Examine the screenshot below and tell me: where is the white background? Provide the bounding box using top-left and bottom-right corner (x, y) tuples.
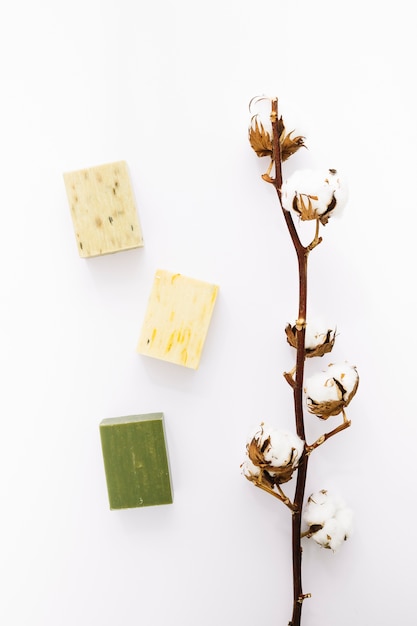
(1, 2), (415, 625)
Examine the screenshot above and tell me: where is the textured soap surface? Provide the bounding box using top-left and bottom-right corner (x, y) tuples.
(63, 160), (144, 257)
(137, 269), (219, 369)
(99, 413), (173, 510)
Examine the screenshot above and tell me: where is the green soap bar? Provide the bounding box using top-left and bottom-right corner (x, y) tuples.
(99, 413), (173, 509)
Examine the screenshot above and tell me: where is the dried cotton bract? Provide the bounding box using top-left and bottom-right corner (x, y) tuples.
(285, 320), (336, 358)
(243, 423), (304, 485)
(304, 362), (359, 419)
(303, 489), (353, 550)
(247, 96), (305, 171)
(248, 111), (305, 162)
(281, 169), (348, 225)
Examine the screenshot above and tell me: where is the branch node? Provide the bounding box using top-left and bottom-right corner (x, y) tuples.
(307, 236), (322, 251)
(261, 173), (275, 184)
(283, 369), (296, 388)
(306, 435), (325, 454)
(295, 318), (306, 331)
(297, 593), (312, 604)
(306, 415), (352, 454)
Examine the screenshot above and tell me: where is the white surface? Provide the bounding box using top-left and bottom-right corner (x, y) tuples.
(1, 2), (415, 625)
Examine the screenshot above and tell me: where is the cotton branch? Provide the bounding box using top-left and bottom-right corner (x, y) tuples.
(245, 95), (357, 626)
(306, 411), (351, 455)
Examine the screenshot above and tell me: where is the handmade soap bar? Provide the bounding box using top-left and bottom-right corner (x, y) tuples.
(99, 413), (173, 509)
(137, 269), (219, 369)
(63, 160), (144, 257)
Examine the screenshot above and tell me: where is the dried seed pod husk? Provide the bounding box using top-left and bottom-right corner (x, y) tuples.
(306, 398), (347, 420)
(248, 117), (273, 157)
(279, 118), (305, 162)
(249, 114), (305, 161)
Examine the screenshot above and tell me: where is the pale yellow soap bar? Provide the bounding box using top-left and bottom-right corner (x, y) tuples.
(63, 160), (144, 257)
(137, 269), (219, 369)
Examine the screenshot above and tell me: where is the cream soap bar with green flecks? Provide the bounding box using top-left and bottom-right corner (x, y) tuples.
(63, 160), (144, 257)
(137, 269), (219, 369)
(99, 413), (173, 510)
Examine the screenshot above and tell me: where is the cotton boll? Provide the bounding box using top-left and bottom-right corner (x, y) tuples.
(303, 490), (337, 525)
(304, 320), (336, 351)
(325, 362), (359, 399)
(241, 457), (261, 480)
(312, 518), (345, 550)
(246, 423), (304, 467)
(265, 428), (305, 468)
(314, 511), (353, 551)
(285, 319), (336, 358)
(281, 169), (333, 213)
(244, 423), (305, 485)
(304, 362), (359, 419)
(281, 168), (348, 225)
(305, 371), (341, 403)
(303, 490), (353, 550)
(335, 505), (354, 538)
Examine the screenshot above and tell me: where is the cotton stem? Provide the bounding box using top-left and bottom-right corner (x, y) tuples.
(306, 410), (351, 454)
(270, 98), (311, 626)
(284, 366), (296, 388)
(252, 474), (297, 512)
(307, 219), (322, 251)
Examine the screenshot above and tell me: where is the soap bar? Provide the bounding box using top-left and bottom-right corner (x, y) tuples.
(63, 160), (144, 257)
(99, 413), (173, 509)
(137, 269), (219, 369)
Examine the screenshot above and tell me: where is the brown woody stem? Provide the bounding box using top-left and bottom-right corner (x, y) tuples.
(252, 475), (297, 512)
(270, 98), (310, 626)
(283, 366), (296, 388)
(306, 410), (351, 454)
